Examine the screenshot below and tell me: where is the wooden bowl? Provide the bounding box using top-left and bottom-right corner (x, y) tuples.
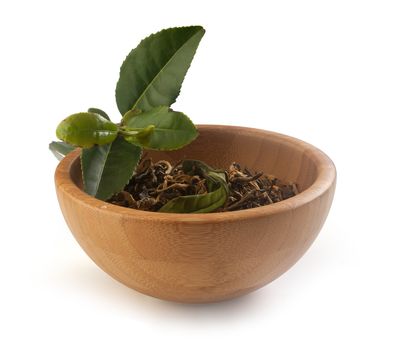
(55, 125), (336, 303)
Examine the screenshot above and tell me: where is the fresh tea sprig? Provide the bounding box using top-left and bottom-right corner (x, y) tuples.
(50, 26), (204, 201)
(55, 106), (197, 151)
(49, 26), (229, 213)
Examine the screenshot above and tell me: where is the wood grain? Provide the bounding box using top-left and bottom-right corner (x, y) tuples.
(55, 125), (336, 303)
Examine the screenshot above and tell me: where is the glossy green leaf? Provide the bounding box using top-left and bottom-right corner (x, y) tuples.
(116, 26), (205, 115)
(88, 107), (111, 120)
(56, 112), (118, 148)
(49, 141), (75, 161)
(159, 180), (227, 213)
(122, 106), (198, 150)
(81, 137), (142, 200)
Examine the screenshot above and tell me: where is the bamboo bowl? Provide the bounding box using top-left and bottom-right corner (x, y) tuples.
(55, 125), (336, 303)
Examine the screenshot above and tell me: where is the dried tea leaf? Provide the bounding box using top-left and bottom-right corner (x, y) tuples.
(158, 159), (228, 213)
(107, 159), (298, 213)
(182, 159), (227, 185)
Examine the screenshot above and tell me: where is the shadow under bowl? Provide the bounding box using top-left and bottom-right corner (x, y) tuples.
(55, 125), (336, 303)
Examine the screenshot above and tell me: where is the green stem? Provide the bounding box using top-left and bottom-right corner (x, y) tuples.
(119, 125), (155, 137)
(118, 128), (141, 137)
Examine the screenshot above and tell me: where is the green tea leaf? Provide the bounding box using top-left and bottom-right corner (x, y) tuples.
(81, 137), (142, 200)
(88, 107), (111, 120)
(49, 141), (75, 161)
(116, 26), (205, 115)
(159, 180), (227, 213)
(122, 106), (198, 150)
(56, 112), (119, 148)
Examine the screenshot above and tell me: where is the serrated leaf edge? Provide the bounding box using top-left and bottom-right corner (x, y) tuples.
(116, 26), (205, 115)
(130, 28), (205, 110)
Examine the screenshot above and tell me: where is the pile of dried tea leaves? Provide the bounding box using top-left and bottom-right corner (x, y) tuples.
(108, 158), (298, 212)
(222, 163), (298, 211)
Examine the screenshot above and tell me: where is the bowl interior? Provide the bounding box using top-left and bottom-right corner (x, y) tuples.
(70, 125), (318, 194)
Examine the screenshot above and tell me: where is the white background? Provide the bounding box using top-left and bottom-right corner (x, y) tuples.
(1, 0), (392, 349)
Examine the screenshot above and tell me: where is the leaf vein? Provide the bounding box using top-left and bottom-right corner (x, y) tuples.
(131, 29), (203, 110)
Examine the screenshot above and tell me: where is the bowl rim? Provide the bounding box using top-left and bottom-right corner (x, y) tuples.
(55, 125), (336, 223)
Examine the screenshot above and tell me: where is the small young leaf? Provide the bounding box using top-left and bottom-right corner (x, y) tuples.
(159, 180), (227, 213)
(56, 112), (119, 148)
(49, 141), (75, 161)
(81, 137), (142, 200)
(116, 26), (205, 115)
(88, 107), (111, 120)
(122, 106), (198, 150)
(123, 125), (155, 144)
